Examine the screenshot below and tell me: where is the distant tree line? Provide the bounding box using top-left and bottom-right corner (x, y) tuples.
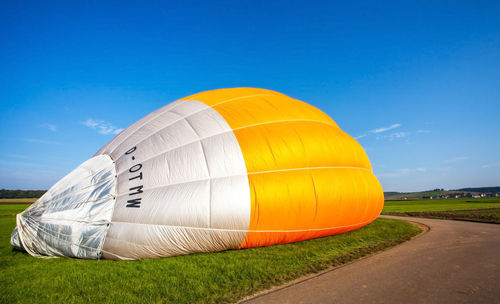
(0, 189), (46, 198)
(456, 187), (500, 193)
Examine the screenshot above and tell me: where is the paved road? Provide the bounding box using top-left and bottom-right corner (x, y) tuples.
(242, 216), (500, 304)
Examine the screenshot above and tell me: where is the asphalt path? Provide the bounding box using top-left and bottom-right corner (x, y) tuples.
(242, 216), (500, 304)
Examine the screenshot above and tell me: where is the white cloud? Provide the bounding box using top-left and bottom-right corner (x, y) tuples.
(389, 132), (409, 139)
(23, 138), (62, 145)
(39, 123), (57, 132)
(482, 162), (500, 168)
(82, 119), (124, 135)
(354, 134), (367, 140)
(377, 131), (410, 141)
(445, 156), (468, 163)
(377, 167), (427, 178)
(370, 123), (401, 134)
(83, 119), (99, 128)
(355, 123), (425, 141)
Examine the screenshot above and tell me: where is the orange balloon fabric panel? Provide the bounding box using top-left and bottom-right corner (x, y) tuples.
(239, 168), (383, 248)
(180, 87), (384, 249)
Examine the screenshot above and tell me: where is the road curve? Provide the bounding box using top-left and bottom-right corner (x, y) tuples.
(241, 216), (500, 304)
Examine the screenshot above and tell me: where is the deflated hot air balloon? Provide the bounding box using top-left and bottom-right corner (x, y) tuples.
(11, 88), (384, 260)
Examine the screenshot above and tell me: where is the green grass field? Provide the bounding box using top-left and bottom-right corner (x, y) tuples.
(382, 197), (500, 224)
(0, 203), (31, 217)
(1, 204), (420, 304)
(382, 197), (500, 213)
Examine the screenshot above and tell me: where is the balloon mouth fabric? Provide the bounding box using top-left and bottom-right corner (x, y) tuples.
(11, 154), (117, 259)
(12, 88), (384, 260)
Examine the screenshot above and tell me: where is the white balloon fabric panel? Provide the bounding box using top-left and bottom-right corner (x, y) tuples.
(11, 155), (116, 258)
(99, 100), (251, 259)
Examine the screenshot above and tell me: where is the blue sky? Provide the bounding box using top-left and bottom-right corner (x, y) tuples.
(1, 1), (499, 191)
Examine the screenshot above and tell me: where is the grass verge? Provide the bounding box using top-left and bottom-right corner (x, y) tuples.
(382, 198), (500, 224)
(1, 205), (420, 304)
(384, 208), (500, 224)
